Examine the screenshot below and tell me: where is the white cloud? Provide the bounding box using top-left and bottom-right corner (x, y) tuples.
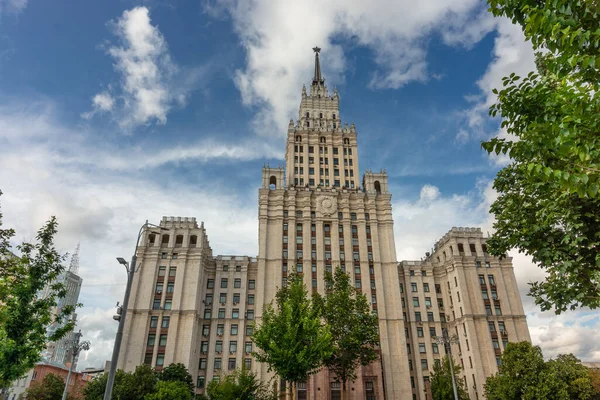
(212, 0), (497, 137)
(0, 0), (27, 16)
(85, 7), (205, 129)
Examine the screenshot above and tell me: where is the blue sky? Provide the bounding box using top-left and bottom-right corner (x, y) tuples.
(1, 0), (598, 368)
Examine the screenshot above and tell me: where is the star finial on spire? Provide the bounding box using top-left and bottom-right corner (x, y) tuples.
(312, 46), (323, 84)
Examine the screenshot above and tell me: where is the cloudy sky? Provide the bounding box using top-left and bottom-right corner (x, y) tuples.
(1, 0), (598, 369)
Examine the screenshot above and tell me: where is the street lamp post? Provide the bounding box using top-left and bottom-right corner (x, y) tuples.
(434, 329), (461, 400)
(103, 220), (167, 400)
(62, 330), (91, 400)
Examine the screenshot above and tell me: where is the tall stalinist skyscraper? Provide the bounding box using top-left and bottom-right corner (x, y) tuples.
(118, 48), (530, 400)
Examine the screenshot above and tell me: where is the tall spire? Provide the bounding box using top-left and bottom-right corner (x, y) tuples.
(312, 46), (324, 85)
(68, 243), (80, 275)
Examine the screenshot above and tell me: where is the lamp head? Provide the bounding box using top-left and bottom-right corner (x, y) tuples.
(116, 257), (128, 266)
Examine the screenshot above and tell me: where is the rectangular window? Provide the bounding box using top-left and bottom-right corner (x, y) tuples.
(419, 343), (426, 353)
(249, 280), (255, 289)
(197, 376), (205, 389)
(245, 342), (253, 354)
(150, 316), (158, 328)
(228, 358), (236, 370)
(230, 324), (238, 335)
(201, 341), (208, 353)
(202, 325), (210, 336)
(218, 308), (225, 318)
(495, 305), (502, 315)
(421, 359), (428, 370)
(159, 334), (167, 346)
(199, 358), (207, 370)
(217, 324), (224, 336)
(245, 358), (252, 369)
(246, 325), (253, 336)
(233, 293), (240, 304)
(147, 334), (155, 346)
(164, 300), (172, 310)
(489, 322), (496, 332)
(229, 341), (237, 352)
(221, 278), (228, 288)
(169, 267), (177, 276)
(214, 358), (222, 370)
(235, 279), (241, 288)
(488, 275), (496, 285)
(430, 327), (436, 337)
(166, 282), (174, 293)
(215, 341), (223, 353)
(158, 266), (166, 276)
(153, 300), (160, 310)
(476, 261), (482, 268)
(223, 265), (229, 271)
(417, 327), (424, 337)
(161, 316), (170, 328)
(433, 343), (439, 354)
(413, 297), (420, 307)
(355, 279), (361, 289)
(425, 297), (432, 307)
(207, 279), (214, 289)
(247, 294), (255, 305)
(482, 290), (489, 299)
(247, 310), (255, 320)
(415, 312), (421, 322)
(156, 354), (165, 366)
(427, 312), (434, 322)
(220, 293), (227, 303)
(479, 275), (486, 285)
(232, 309), (239, 319)
(411, 283), (418, 292)
(204, 309), (211, 319)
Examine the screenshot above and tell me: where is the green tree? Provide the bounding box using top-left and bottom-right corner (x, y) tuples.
(314, 269), (379, 400)
(429, 356), (469, 400)
(0, 191), (77, 389)
(144, 381), (192, 400)
(83, 365), (157, 400)
(205, 367), (277, 400)
(157, 363), (194, 396)
(588, 368), (600, 400)
(482, 0), (600, 313)
(25, 373), (72, 400)
(484, 341), (594, 400)
(252, 274), (332, 400)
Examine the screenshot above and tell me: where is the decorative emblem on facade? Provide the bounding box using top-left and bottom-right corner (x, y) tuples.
(318, 196), (337, 216)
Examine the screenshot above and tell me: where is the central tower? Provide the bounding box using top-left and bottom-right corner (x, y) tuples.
(257, 48), (411, 399)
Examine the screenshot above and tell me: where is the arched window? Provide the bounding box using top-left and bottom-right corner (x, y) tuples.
(306, 121), (310, 127)
(269, 176), (277, 190)
(333, 123), (336, 129)
(333, 114), (336, 120)
(175, 235), (183, 247)
(374, 181), (381, 194)
(161, 234), (170, 246)
(344, 138), (350, 145)
(320, 136), (326, 143)
(148, 234), (156, 245)
(306, 112), (309, 118)
(319, 112), (323, 118)
(296, 135), (302, 142)
(189, 235), (198, 247)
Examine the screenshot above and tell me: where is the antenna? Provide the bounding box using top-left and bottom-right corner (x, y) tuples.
(68, 243), (80, 275)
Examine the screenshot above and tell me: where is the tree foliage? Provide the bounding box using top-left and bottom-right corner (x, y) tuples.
(83, 364), (157, 400)
(205, 367), (277, 400)
(252, 274), (332, 399)
(156, 363), (194, 396)
(313, 269), (379, 399)
(24, 373), (73, 400)
(0, 191), (76, 388)
(429, 356), (469, 400)
(484, 341), (594, 400)
(482, 0), (600, 312)
(144, 381), (191, 400)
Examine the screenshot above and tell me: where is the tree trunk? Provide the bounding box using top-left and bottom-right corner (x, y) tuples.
(341, 379), (347, 400)
(291, 381), (296, 400)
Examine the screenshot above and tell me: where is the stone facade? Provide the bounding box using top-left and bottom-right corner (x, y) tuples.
(118, 49), (531, 399)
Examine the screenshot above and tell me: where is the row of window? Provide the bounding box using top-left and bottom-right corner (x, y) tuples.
(202, 323), (253, 337)
(294, 145), (352, 155)
(150, 234), (198, 247)
(207, 278), (254, 289)
(300, 112), (337, 120)
(221, 265), (243, 272)
(407, 342), (440, 355)
(293, 166), (355, 177)
(284, 222), (369, 231)
(200, 340), (253, 354)
(203, 308), (254, 320)
(285, 211), (369, 220)
(406, 326), (439, 339)
(198, 356), (252, 376)
(208, 293), (255, 305)
(293, 177), (355, 188)
(158, 266), (177, 276)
